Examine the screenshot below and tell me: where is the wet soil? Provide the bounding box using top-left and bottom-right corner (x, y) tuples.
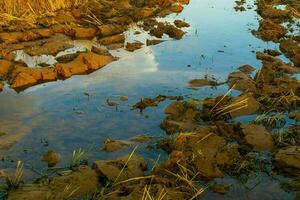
(0, 0), (190, 92)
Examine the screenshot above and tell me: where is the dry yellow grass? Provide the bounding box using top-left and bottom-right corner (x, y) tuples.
(0, 0), (89, 26)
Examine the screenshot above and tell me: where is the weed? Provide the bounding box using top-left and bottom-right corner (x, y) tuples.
(0, 161), (24, 199)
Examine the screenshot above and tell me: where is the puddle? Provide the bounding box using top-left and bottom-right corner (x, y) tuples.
(0, 0), (297, 198)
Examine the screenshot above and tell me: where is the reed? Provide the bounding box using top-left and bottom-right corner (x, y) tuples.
(0, 0), (88, 25)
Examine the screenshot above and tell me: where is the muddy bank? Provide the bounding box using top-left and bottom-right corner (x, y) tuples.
(0, 0), (190, 92)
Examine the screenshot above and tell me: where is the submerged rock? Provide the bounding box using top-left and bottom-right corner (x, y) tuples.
(41, 150), (61, 167)
(188, 79), (217, 88)
(103, 139), (133, 152)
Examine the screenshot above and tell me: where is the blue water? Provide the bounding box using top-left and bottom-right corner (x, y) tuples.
(0, 0), (296, 199)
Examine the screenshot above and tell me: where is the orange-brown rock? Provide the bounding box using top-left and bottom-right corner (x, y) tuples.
(0, 59), (13, 78)
(98, 34), (125, 45)
(98, 24), (124, 37)
(10, 65), (58, 89)
(56, 51), (114, 78)
(178, 0), (190, 4)
(126, 41), (143, 52)
(24, 41), (74, 56)
(136, 8), (154, 18)
(170, 3), (184, 13)
(11, 72), (38, 89)
(0, 81), (3, 91)
(33, 29), (53, 38)
(0, 31), (42, 44)
(73, 27), (98, 39)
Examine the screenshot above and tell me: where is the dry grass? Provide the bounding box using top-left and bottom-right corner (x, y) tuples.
(0, 0), (88, 25)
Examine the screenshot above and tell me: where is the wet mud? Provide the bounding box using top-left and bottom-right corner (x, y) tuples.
(0, 0), (190, 92)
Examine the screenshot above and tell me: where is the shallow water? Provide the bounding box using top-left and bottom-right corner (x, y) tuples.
(0, 0), (296, 198)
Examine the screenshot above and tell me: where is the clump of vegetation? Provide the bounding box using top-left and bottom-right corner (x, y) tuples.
(69, 147), (91, 170)
(0, 0), (88, 26)
(0, 161), (24, 199)
(254, 112), (286, 129)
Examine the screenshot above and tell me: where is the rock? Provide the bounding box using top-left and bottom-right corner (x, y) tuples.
(259, 6), (291, 19)
(103, 139), (133, 152)
(126, 41), (143, 52)
(119, 96), (128, 102)
(253, 19), (287, 42)
(56, 53), (79, 63)
(230, 94), (260, 118)
(275, 146), (300, 175)
(241, 124), (274, 152)
(188, 79), (217, 88)
(103, 135), (151, 152)
(164, 24), (185, 39)
(213, 94), (260, 118)
(8, 166), (98, 200)
(92, 154), (147, 182)
(174, 19), (190, 28)
(215, 143), (241, 166)
(238, 64), (255, 74)
(146, 39), (165, 46)
(172, 131), (235, 179)
(264, 49), (281, 57)
(11, 72), (38, 89)
(41, 150), (61, 167)
(55, 51), (114, 78)
(24, 41), (74, 56)
(170, 3), (184, 13)
(0, 59), (13, 78)
(210, 184), (230, 194)
(136, 8), (154, 18)
(73, 27), (97, 39)
(99, 34), (125, 45)
(227, 71), (256, 92)
(106, 99), (117, 106)
(98, 24), (124, 37)
(279, 38), (300, 67)
(129, 135), (151, 143)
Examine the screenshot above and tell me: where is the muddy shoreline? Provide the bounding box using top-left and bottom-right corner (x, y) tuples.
(0, 0), (300, 199)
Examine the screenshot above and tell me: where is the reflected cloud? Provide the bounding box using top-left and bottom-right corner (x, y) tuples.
(0, 93), (39, 149)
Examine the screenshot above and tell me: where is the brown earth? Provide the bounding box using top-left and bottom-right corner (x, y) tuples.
(0, 0), (190, 92)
